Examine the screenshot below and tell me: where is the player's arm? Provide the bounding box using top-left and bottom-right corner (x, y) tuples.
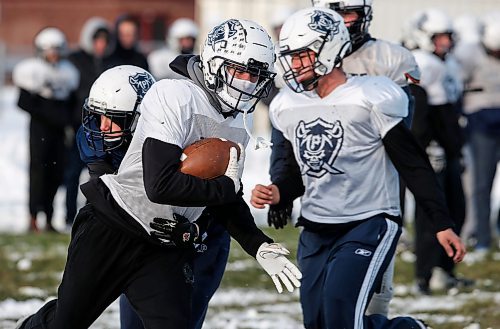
(142, 137), (238, 207)
(383, 121), (451, 231)
(17, 89), (70, 128)
(208, 197), (302, 293)
(267, 127), (302, 228)
(208, 196), (273, 257)
(382, 121), (465, 262)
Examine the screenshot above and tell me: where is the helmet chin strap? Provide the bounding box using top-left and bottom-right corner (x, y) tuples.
(242, 108), (273, 150)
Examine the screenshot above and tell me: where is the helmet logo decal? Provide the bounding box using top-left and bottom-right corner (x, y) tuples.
(207, 19), (238, 50)
(308, 10), (340, 41)
(295, 118), (344, 178)
(129, 72), (154, 100)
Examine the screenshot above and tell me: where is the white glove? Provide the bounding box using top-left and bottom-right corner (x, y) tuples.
(256, 242), (302, 293)
(224, 144), (245, 193)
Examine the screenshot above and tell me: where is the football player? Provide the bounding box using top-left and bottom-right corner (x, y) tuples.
(13, 27), (79, 233)
(405, 9), (468, 294)
(251, 7), (465, 328)
(266, 0), (421, 316)
(458, 16), (500, 255)
(16, 19), (301, 329)
(78, 64), (233, 329)
(148, 18), (199, 80)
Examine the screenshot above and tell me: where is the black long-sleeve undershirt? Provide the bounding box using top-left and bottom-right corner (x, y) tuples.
(142, 137), (237, 207)
(382, 121), (454, 233)
(208, 198), (273, 257)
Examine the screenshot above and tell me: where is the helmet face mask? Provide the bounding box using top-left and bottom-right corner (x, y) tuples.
(82, 98), (140, 152)
(82, 65), (155, 152)
(280, 47), (324, 93)
(214, 58), (276, 114)
(312, 0), (373, 47)
(201, 19), (276, 115)
(278, 8), (351, 93)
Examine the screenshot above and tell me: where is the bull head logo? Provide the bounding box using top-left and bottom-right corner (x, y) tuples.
(295, 118), (344, 178)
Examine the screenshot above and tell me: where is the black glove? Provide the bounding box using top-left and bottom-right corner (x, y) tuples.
(149, 214), (199, 247)
(267, 203), (293, 229)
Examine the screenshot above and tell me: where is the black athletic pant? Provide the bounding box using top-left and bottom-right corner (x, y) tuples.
(21, 204), (194, 329)
(28, 120), (65, 223)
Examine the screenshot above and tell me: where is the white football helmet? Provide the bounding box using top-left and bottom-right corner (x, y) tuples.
(412, 9), (454, 52)
(167, 18), (199, 53)
(401, 10), (424, 51)
(482, 19), (500, 51)
(279, 7), (351, 92)
(83, 65), (156, 151)
(200, 19), (276, 114)
(312, 0), (373, 47)
(34, 27), (67, 56)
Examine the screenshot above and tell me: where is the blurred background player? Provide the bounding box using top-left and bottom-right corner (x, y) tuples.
(12, 27), (79, 232)
(406, 8), (470, 294)
(457, 15), (500, 256)
(148, 18), (199, 80)
(65, 17), (112, 231)
(106, 14), (148, 70)
(267, 0), (420, 316)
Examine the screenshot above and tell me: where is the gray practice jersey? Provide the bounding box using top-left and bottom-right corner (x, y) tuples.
(101, 79), (249, 234)
(13, 57), (79, 100)
(412, 49), (463, 106)
(343, 39), (420, 87)
(458, 48), (500, 114)
(270, 76), (408, 224)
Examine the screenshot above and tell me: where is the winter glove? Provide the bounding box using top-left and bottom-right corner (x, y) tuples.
(256, 242), (302, 293)
(268, 203), (293, 229)
(149, 213), (199, 248)
(224, 143), (245, 193)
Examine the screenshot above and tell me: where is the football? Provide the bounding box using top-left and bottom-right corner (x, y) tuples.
(179, 138), (241, 179)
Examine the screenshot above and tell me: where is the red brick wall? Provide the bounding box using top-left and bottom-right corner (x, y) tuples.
(0, 0), (195, 53)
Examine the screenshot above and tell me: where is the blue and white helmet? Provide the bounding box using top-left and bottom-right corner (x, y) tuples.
(279, 7), (351, 92)
(200, 19), (276, 114)
(83, 65), (156, 151)
(312, 0), (373, 47)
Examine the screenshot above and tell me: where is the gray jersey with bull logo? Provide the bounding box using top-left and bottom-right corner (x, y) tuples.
(269, 76), (408, 224)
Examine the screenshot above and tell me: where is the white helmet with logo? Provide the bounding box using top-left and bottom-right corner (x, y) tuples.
(200, 19), (276, 114)
(312, 0), (373, 47)
(167, 18), (199, 52)
(34, 27), (67, 56)
(413, 9), (454, 52)
(83, 65), (156, 151)
(279, 7), (351, 92)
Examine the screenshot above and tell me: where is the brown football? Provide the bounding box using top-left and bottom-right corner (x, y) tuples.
(179, 138), (241, 179)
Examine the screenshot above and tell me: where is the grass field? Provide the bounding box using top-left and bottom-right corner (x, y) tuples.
(1, 226), (499, 328)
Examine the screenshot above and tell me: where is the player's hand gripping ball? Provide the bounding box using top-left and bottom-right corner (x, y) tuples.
(179, 138), (241, 179)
